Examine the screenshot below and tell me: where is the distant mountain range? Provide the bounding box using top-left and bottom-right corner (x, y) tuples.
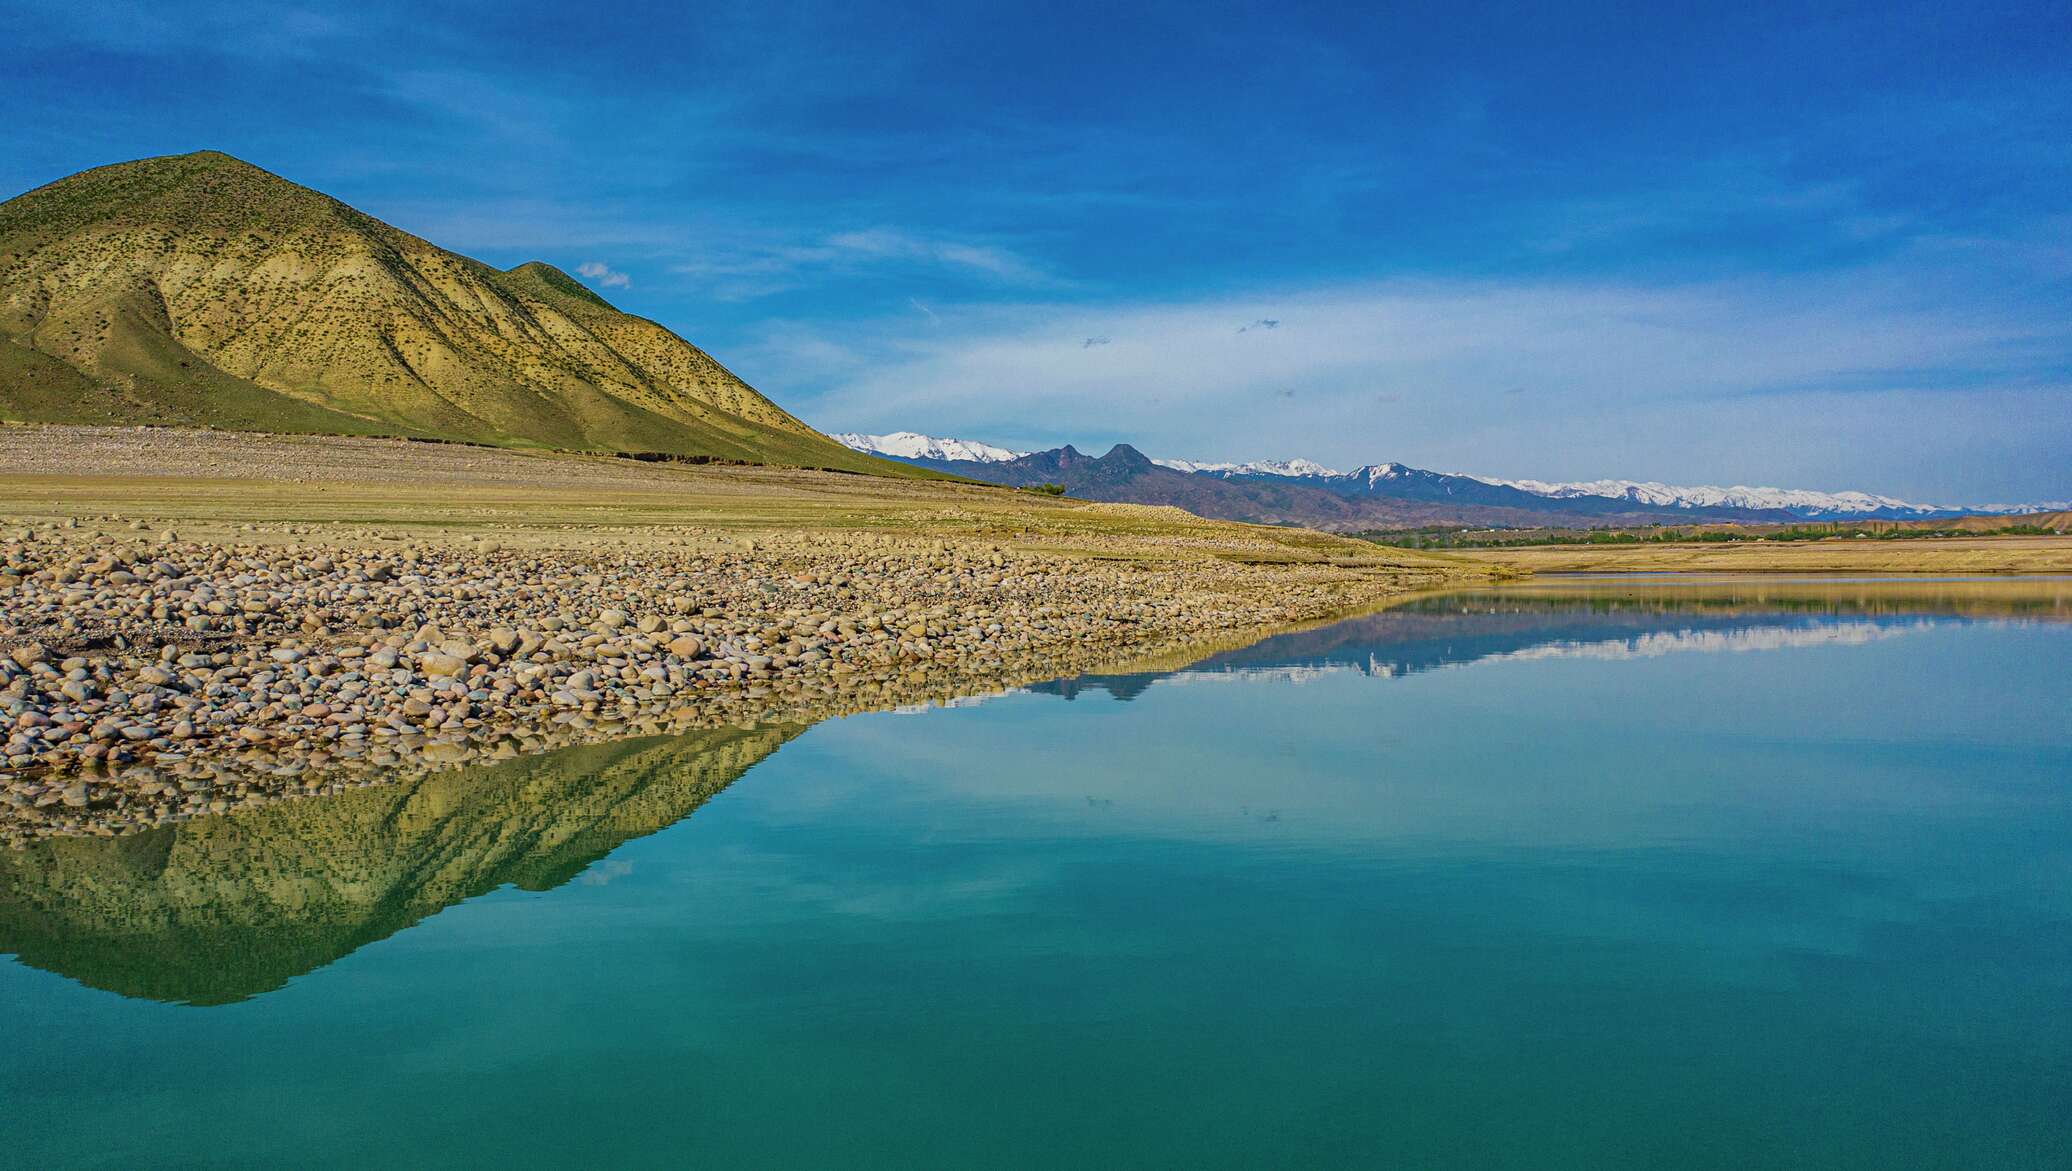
(838, 431), (2069, 529)
(0, 151), (921, 476)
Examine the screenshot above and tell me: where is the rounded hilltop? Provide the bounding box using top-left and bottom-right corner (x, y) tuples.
(0, 150), (922, 475)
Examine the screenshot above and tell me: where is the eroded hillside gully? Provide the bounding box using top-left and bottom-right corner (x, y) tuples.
(0, 518), (1471, 844)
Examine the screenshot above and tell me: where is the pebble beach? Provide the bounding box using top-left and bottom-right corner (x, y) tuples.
(1, 514), (1460, 844)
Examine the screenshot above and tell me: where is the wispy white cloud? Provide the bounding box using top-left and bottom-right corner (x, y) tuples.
(576, 259), (631, 288)
(822, 228), (1042, 281)
(669, 226), (1051, 299)
(743, 266), (2072, 499)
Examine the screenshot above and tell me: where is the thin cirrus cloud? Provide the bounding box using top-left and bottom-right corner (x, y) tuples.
(3, 0), (347, 58)
(751, 267), (2071, 500)
(670, 227), (1050, 299)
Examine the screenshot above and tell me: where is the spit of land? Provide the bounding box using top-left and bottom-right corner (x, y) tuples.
(0, 424), (1486, 843)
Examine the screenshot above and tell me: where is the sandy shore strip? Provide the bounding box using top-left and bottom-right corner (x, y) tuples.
(1448, 536), (2072, 575)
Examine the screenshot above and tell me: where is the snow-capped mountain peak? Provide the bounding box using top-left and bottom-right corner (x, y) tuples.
(1474, 476), (1938, 516)
(835, 428), (2066, 520)
(834, 431), (1028, 464)
(1467, 475), (2070, 518)
(1152, 456), (1343, 478)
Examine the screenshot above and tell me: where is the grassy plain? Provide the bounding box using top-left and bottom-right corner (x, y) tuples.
(0, 423), (1467, 574)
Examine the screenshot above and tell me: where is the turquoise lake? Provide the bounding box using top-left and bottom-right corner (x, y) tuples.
(3, 577), (2069, 1168)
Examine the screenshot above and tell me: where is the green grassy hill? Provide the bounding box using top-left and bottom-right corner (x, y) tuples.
(0, 151), (924, 475)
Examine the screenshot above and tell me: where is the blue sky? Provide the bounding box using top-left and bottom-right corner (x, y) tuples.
(6, 0), (2069, 500)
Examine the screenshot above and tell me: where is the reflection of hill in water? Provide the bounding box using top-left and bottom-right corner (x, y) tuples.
(6, 578), (2065, 1005)
(1029, 578), (2072, 701)
(0, 724), (798, 1005)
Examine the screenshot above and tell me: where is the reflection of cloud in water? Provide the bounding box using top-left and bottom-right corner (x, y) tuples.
(1481, 618), (1933, 664)
(821, 604), (2067, 874)
(1143, 664), (1351, 687)
(704, 851), (1059, 923)
(891, 692), (1008, 715)
(577, 858), (636, 886)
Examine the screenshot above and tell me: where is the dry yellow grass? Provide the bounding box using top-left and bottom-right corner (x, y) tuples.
(0, 424), (1478, 576)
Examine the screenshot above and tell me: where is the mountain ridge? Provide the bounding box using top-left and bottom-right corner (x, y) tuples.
(838, 431), (2067, 525)
(832, 430), (1026, 463)
(839, 438), (1764, 529)
(0, 151), (920, 475)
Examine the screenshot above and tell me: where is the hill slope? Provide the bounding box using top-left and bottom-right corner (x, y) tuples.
(0, 151), (914, 474)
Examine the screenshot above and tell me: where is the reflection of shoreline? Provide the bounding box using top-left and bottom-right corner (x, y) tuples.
(0, 605), (1483, 1004)
(5, 578), (2065, 1006)
(1090, 619), (1935, 690)
(1027, 579), (2071, 702)
(1473, 617), (1934, 664)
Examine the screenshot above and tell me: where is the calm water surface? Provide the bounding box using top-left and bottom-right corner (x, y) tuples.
(3, 577), (2070, 1168)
